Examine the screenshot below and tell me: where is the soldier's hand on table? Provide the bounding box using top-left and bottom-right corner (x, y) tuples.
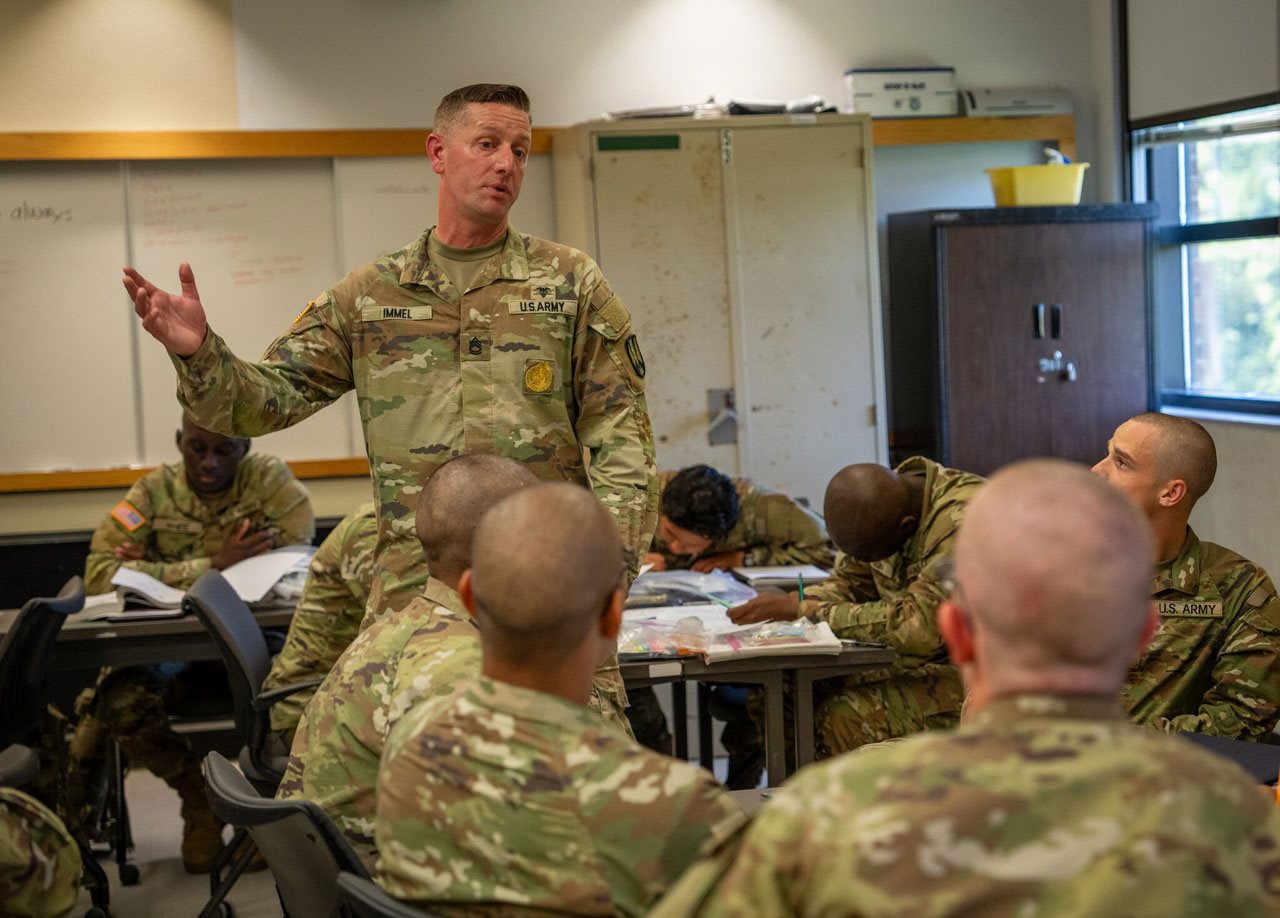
(729, 592), (802, 625)
(122, 262), (209, 358)
(642, 552), (667, 572)
(113, 542), (146, 562)
(691, 551), (745, 573)
(210, 520), (275, 570)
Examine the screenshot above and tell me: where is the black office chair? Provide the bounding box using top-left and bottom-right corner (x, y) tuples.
(203, 750), (369, 918)
(337, 873), (440, 918)
(184, 570), (322, 918)
(0, 576), (113, 917)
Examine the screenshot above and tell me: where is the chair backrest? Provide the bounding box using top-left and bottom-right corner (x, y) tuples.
(0, 577), (83, 748)
(337, 873), (439, 918)
(184, 570), (273, 753)
(204, 751), (370, 918)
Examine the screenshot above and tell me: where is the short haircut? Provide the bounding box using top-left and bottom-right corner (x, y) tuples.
(433, 84), (530, 137)
(1131, 412), (1217, 502)
(415, 454), (538, 578)
(662, 465), (740, 540)
(469, 483), (623, 664)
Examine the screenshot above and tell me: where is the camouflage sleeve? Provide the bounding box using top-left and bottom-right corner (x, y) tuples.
(588, 656), (635, 739)
(1154, 572), (1280, 740)
(254, 457), (316, 546)
(806, 556), (950, 660)
(264, 506), (377, 735)
(745, 493), (835, 569)
(84, 477), (211, 592)
(801, 552), (878, 609)
(169, 288), (353, 438)
(0, 787), (82, 918)
(574, 274), (659, 576)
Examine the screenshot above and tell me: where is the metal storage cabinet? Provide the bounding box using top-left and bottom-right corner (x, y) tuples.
(553, 115), (886, 505)
(886, 204), (1157, 475)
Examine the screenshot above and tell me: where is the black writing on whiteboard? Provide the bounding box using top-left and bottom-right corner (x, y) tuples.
(9, 201), (72, 223)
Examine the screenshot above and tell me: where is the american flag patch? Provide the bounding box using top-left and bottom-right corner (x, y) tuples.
(111, 500), (146, 532)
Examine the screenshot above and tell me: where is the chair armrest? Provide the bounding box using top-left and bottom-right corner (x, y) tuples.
(252, 677), (325, 712)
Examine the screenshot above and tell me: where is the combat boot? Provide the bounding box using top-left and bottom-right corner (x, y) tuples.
(174, 772), (225, 874)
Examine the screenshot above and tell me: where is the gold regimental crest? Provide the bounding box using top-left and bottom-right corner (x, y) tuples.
(524, 361), (554, 393)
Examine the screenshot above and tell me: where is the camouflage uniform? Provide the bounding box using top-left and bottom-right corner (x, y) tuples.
(73, 454), (314, 835)
(375, 676), (748, 916)
(168, 228), (659, 625)
(652, 694), (1280, 917)
(84, 453), (314, 594)
(0, 787), (81, 918)
(262, 501), (379, 743)
(802, 457), (982, 756)
(1126, 528), (1280, 741)
(651, 470), (836, 570)
(277, 578), (635, 867)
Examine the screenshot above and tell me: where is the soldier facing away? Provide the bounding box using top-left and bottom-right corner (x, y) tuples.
(1093, 412), (1280, 740)
(375, 483), (746, 916)
(74, 416), (313, 872)
(654, 460), (1280, 917)
(0, 787), (81, 918)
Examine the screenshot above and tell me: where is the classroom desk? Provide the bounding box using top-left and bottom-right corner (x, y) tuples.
(619, 645), (894, 783)
(0, 607), (294, 673)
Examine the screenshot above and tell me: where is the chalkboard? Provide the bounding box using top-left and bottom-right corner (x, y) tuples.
(0, 152), (556, 475)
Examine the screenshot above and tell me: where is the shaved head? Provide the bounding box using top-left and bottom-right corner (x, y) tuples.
(954, 459), (1155, 692)
(823, 464), (917, 561)
(414, 454), (538, 584)
(469, 483), (624, 664)
(1129, 412), (1217, 503)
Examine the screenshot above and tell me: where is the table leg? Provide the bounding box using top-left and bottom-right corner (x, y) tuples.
(672, 681), (688, 760)
(697, 682), (714, 770)
(794, 671), (817, 769)
(762, 672), (786, 785)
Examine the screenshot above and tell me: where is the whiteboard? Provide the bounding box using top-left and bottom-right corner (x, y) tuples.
(0, 152), (558, 475)
(0, 163), (137, 471)
(128, 159), (359, 464)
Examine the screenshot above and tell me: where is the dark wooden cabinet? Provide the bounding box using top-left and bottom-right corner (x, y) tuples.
(886, 204), (1157, 475)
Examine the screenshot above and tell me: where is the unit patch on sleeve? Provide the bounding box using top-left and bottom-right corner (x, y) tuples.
(624, 335), (646, 379)
(111, 501), (146, 532)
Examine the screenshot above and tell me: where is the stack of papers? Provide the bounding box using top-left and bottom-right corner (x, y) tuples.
(730, 564), (830, 590)
(73, 546), (315, 623)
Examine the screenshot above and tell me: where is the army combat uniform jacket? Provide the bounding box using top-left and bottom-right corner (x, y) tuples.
(0, 788), (82, 918)
(1126, 528), (1280, 741)
(84, 453), (315, 594)
(168, 229), (658, 620)
(375, 676), (748, 917)
(262, 501), (379, 739)
(653, 694), (1280, 917)
(652, 470), (835, 570)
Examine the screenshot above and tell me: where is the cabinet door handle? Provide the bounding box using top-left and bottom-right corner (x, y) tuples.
(1051, 303), (1062, 339)
(1033, 303), (1046, 339)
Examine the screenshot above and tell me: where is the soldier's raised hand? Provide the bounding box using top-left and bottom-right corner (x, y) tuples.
(122, 262), (209, 358)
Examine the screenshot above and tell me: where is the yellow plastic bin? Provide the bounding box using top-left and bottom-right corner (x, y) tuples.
(985, 163), (1089, 206)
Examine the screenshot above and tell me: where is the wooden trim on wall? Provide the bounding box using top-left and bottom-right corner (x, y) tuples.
(0, 129), (555, 160)
(0, 457), (370, 494)
(873, 115), (1077, 161)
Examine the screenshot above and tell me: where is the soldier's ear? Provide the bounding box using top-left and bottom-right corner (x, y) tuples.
(426, 133), (447, 175)
(458, 569), (478, 619)
(599, 589), (623, 641)
(939, 601), (974, 665)
(1158, 478), (1187, 509)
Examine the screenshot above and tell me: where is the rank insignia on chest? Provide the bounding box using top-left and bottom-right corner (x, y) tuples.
(468, 337), (483, 355)
(524, 360), (555, 394)
(111, 501), (146, 532)
(1158, 600), (1224, 618)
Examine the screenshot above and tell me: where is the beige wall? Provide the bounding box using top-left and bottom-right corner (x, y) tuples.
(0, 0), (238, 130)
(1190, 420), (1280, 578)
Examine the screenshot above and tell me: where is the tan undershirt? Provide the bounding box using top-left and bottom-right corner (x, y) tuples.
(427, 230), (506, 295)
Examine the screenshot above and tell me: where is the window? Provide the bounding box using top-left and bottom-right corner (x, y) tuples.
(1132, 101), (1280, 417)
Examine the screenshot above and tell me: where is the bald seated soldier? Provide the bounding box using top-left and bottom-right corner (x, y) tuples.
(74, 416), (313, 872)
(732, 456), (982, 755)
(261, 501), (378, 747)
(645, 465), (835, 572)
(0, 788), (81, 918)
(655, 460), (1280, 917)
(278, 457), (633, 866)
(376, 483), (746, 915)
(1094, 413), (1280, 740)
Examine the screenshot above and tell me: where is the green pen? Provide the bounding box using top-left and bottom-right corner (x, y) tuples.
(797, 573), (805, 601)
(701, 592), (734, 609)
